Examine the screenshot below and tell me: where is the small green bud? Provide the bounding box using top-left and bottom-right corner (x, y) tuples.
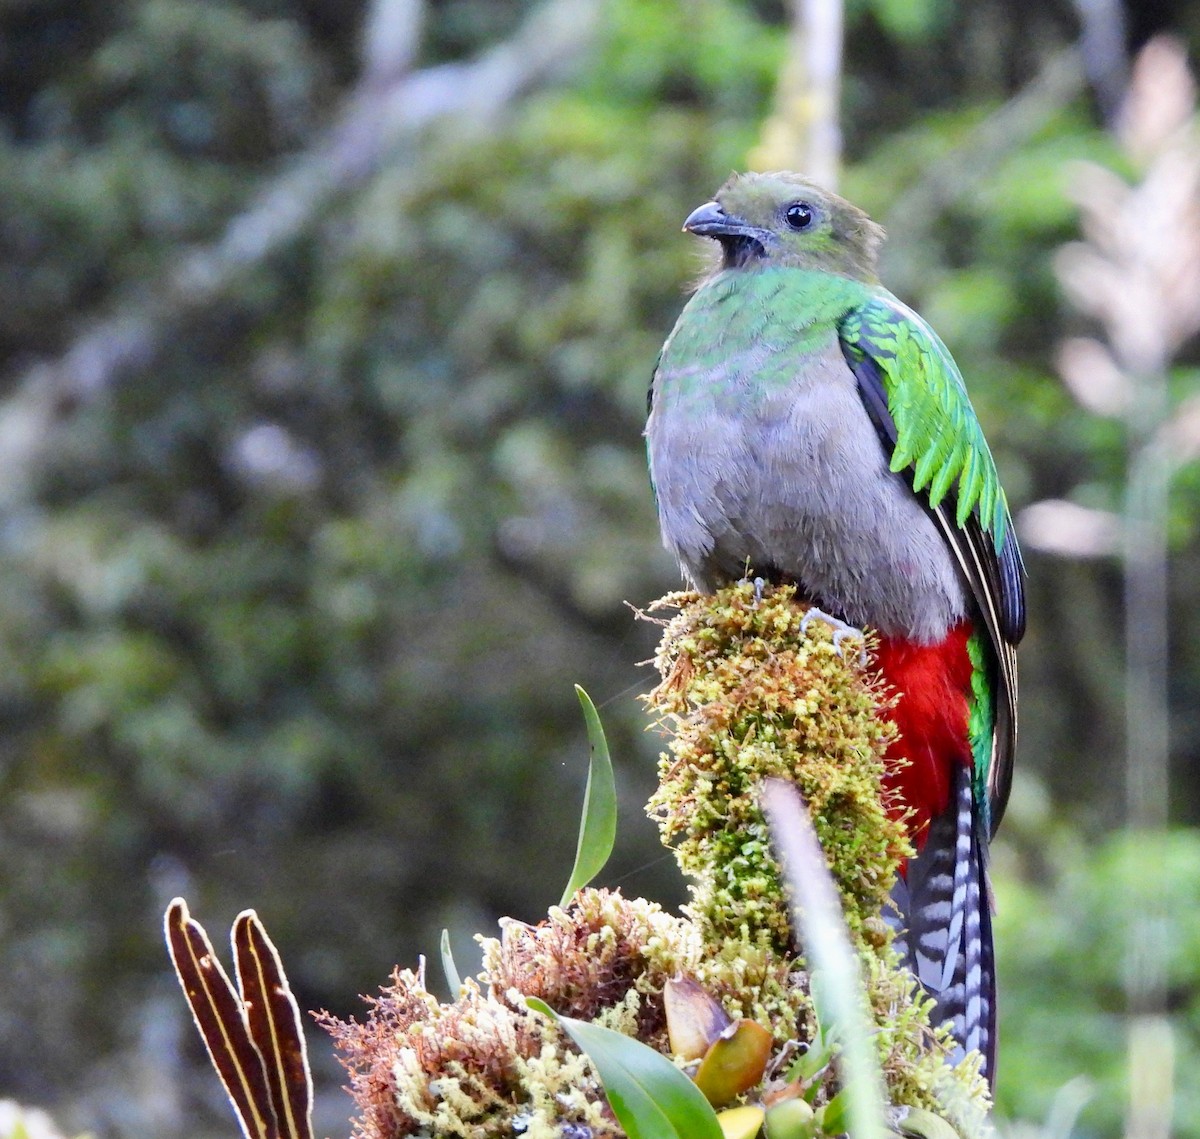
(765, 1096), (817, 1139)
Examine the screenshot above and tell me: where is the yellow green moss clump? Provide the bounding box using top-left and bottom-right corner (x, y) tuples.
(324, 584), (991, 1139)
(646, 583), (911, 952)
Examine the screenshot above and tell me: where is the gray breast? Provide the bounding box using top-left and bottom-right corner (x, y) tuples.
(646, 330), (968, 644)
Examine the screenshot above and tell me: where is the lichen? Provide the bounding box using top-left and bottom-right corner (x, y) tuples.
(641, 584), (988, 1125)
(324, 583), (992, 1139)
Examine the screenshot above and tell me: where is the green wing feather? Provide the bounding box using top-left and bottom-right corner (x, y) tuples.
(840, 297), (1010, 547)
(838, 292), (1024, 835)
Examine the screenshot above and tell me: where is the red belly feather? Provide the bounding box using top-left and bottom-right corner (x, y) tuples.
(873, 621), (974, 849)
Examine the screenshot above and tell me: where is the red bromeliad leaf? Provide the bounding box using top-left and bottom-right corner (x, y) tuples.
(232, 909), (315, 1139)
(164, 898), (279, 1139)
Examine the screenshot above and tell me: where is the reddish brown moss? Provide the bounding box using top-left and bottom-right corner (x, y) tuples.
(317, 967), (448, 1139)
(320, 968), (602, 1139)
(481, 889), (689, 1046)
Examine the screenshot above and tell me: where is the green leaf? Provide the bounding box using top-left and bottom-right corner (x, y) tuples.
(527, 997), (723, 1139)
(785, 1022), (834, 1088)
(440, 928), (462, 996)
(816, 1085), (852, 1136)
(896, 1107), (964, 1139)
(558, 685), (618, 907)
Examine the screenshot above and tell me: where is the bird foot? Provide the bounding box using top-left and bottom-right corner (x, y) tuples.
(799, 607), (868, 666)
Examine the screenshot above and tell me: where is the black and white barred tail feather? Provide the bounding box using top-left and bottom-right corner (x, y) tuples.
(889, 765), (996, 1085)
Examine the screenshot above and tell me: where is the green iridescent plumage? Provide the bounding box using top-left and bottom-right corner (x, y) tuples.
(838, 297), (1010, 550)
(657, 258), (1017, 595)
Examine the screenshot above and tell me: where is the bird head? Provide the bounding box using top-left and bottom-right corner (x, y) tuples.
(683, 172), (885, 282)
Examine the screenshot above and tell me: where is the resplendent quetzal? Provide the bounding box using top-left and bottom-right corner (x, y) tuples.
(645, 171), (1025, 1084)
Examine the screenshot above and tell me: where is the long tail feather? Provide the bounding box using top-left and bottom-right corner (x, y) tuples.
(888, 766), (996, 1085)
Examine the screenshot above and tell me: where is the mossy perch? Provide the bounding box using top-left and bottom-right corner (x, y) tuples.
(322, 584), (991, 1139)
(646, 583), (909, 955)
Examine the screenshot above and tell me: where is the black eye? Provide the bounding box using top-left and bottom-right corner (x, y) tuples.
(784, 202), (814, 230)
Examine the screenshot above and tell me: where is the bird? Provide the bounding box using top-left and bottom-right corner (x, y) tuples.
(644, 171), (1025, 1085)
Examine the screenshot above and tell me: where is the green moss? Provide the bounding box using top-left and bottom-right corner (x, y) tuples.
(645, 582), (910, 950)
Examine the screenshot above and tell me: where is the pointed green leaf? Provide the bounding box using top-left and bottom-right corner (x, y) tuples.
(527, 997), (723, 1139)
(440, 928), (462, 996)
(559, 686), (618, 907)
(785, 1022), (833, 1087)
(816, 1084), (852, 1136)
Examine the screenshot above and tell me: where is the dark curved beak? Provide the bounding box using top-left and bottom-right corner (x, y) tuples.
(682, 201), (728, 234)
(682, 201), (763, 241)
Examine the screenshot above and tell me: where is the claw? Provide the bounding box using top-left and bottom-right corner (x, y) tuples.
(799, 606), (868, 666)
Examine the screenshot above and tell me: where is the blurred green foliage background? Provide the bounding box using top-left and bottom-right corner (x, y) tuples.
(2, 1), (1200, 1136)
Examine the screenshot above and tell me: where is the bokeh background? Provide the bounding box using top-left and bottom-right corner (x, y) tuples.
(2, 1), (1200, 1136)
